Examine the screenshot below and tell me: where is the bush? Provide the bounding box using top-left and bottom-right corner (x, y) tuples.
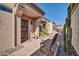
(63, 24), (66, 52)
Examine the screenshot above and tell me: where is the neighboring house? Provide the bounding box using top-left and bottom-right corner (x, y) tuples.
(56, 25), (63, 32)
(39, 18), (48, 36)
(69, 3), (79, 55)
(39, 17), (56, 36)
(52, 22), (56, 30)
(0, 3), (45, 52)
(47, 21), (54, 34)
(47, 21), (56, 34)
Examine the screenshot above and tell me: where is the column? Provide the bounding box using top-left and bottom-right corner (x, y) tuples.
(15, 5), (24, 46)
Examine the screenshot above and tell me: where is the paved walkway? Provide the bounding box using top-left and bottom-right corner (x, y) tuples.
(8, 33), (56, 56)
(31, 33), (60, 56)
(56, 33), (67, 56)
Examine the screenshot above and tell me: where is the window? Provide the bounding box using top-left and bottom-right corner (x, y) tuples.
(0, 4), (12, 13)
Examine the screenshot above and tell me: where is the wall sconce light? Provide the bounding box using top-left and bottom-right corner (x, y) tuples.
(31, 22), (32, 25)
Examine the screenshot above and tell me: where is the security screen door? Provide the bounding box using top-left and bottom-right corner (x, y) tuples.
(21, 19), (28, 43)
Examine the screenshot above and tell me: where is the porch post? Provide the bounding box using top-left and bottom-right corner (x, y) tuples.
(35, 18), (41, 38)
(15, 4), (24, 46)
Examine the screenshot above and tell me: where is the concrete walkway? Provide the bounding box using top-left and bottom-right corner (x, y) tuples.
(56, 33), (67, 56)
(56, 33), (77, 56)
(8, 33), (56, 56)
(31, 32), (60, 56)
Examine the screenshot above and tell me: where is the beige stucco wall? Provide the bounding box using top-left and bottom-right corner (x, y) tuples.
(34, 18), (40, 38)
(0, 10), (15, 52)
(16, 16), (21, 45)
(28, 19), (34, 39)
(47, 21), (53, 34)
(71, 5), (79, 55)
(30, 18), (40, 38)
(27, 18), (40, 39)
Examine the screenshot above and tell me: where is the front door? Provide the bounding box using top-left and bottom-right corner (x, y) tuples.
(21, 19), (28, 43)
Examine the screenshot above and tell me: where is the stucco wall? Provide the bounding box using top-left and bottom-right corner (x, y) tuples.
(28, 20), (33, 39)
(16, 16), (21, 45)
(48, 21), (53, 34)
(31, 18), (40, 38)
(24, 18), (40, 39)
(0, 10), (14, 52)
(35, 19), (40, 38)
(71, 5), (79, 55)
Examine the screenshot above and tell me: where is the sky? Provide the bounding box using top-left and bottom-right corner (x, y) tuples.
(37, 3), (68, 25)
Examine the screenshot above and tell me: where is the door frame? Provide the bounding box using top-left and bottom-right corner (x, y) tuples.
(21, 19), (28, 43)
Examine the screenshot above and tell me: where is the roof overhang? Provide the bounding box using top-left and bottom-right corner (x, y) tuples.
(19, 3), (45, 18)
(40, 18), (48, 24)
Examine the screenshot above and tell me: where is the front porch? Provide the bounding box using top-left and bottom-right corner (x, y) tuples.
(15, 3), (45, 46)
(8, 33), (56, 56)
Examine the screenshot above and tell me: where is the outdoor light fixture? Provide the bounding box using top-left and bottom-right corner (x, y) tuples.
(31, 22), (32, 24)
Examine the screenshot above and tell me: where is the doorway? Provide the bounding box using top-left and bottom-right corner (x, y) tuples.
(21, 19), (28, 43)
